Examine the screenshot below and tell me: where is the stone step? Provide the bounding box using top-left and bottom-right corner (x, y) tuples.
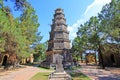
(49, 78), (69, 80)
(49, 77), (70, 80)
(49, 71), (71, 80)
(50, 75), (68, 78)
(49, 74), (68, 78)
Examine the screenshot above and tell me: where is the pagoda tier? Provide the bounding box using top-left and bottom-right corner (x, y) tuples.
(47, 8), (70, 52)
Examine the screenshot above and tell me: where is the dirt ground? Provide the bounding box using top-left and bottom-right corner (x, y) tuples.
(0, 65), (53, 80)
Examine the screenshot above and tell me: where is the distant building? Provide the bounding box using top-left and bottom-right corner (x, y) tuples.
(0, 52), (34, 68)
(41, 8), (72, 68)
(0, 51), (18, 67)
(85, 52), (97, 64)
(0, 52), (9, 66)
(99, 43), (120, 67)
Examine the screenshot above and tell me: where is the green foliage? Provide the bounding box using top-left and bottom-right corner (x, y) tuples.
(74, 0), (120, 68)
(72, 36), (86, 61)
(76, 0), (120, 52)
(33, 42), (47, 62)
(98, 0), (120, 42)
(18, 3), (40, 58)
(0, 0), (42, 63)
(102, 43), (120, 54)
(3, 0), (27, 10)
(0, 7), (18, 53)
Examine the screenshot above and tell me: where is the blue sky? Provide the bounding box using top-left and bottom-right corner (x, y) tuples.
(5, 0), (111, 43)
(27, 0), (93, 43)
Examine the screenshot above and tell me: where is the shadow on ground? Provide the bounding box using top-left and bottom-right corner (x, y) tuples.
(99, 76), (120, 80)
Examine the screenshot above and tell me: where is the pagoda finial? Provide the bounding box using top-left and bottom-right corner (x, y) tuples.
(55, 8), (63, 13)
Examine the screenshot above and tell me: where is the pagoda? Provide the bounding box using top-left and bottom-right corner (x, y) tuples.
(42, 8), (72, 68)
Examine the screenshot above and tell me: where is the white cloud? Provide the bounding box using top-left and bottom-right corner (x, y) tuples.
(68, 19), (84, 38)
(84, 0), (111, 15)
(68, 0), (111, 41)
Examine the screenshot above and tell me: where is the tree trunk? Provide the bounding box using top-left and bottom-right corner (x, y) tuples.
(85, 54), (88, 65)
(80, 54), (83, 63)
(77, 55), (79, 61)
(98, 45), (105, 69)
(95, 51), (97, 64)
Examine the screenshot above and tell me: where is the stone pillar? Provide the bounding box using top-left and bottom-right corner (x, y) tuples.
(55, 54), (64, 72)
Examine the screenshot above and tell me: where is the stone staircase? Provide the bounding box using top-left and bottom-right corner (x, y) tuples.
(49, 71), (71, 80)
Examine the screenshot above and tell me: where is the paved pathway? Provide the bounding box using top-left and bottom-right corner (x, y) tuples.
(79, 63), (120, 80)
(0, 66), (54, 80)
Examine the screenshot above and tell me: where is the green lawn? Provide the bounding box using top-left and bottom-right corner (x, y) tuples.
(70, 72), (91, 80)
(30, 71), (91, 80)
(29, 72), (51, 80)
(38, 66), (53, 70)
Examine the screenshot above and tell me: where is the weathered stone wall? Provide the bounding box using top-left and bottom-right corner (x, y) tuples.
(0, 52), (9, 66)
(0, 52), (19, 68)
(100, 44), (120, 67)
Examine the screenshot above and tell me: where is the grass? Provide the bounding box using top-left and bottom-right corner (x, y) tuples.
(38, 66), (51, 70)
(29, 72), (51, 80)
(70, 72), (91, 80)
(67, 65), (91, 80)
(71, 66), (81, 70)
(30, 66), (54, 80)
(64, 65), (81, 70)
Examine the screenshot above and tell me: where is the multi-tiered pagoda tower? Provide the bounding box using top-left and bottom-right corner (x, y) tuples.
(42, 8), (72, 68)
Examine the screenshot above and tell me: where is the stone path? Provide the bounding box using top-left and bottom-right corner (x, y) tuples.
(79, 63), (120, 80)
(0, 65), (54, 80)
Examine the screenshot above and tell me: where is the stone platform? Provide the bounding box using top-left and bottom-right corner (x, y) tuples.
(49, 71), (71, 80)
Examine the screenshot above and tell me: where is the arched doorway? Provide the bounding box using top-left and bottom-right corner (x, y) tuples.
(111, 54), (115, 64)
(2, 55), (8, 66)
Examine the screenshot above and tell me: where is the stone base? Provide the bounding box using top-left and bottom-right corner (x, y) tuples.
(49, 71), (71, 80)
